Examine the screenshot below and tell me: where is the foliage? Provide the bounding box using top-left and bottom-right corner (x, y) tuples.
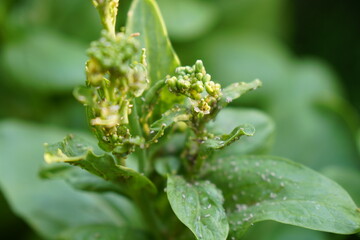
(0, 0), (360, 239)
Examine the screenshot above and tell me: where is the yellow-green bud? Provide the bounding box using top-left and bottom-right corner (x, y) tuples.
(166, 76), (177, 91)
(195, 60), (204, 73)
(177, 79), (191, 91)
(196, 73), (203, 81)
(203, 74), (211, 83)
(192, 81), (204, 93)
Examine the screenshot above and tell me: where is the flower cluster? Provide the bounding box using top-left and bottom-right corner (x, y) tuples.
(75, 30), (148, 154)
(165, 60), (221, 117)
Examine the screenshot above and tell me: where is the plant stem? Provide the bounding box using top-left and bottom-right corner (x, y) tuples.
(129, 99), (148, 173)
(134, 195), (164, 240)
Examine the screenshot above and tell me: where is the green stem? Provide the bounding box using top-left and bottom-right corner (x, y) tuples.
(134, 195), (164, 240)
(129, 99), (148, 173)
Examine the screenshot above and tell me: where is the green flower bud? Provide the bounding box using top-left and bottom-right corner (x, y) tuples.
(166, 76), (178, 91)
(192, 81), (204, 93)
(195, 60), (204, 73)
(204, 81), (215, 95)
(196, 73), (204, 81)
(185, 66), (194, 74)
(203, 74), (211, 83)
(177, 79), (191, 91)
(189, 90), (202, 100)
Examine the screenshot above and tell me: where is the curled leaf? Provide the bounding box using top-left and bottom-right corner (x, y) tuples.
(203, 124), (255, 150)
(44, 135), (157, 197)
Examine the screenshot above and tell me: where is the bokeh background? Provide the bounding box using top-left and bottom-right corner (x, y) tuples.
(0, 0), (360, 239)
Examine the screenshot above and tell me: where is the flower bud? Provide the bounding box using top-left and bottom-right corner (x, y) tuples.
(195, 60), (204, 73)
(202, 74), (211, 83)
(166, 76), (178, 91)
(192, 81), (204, 93)
(196, 73), (203, 81)
(177, 79), (191, 91)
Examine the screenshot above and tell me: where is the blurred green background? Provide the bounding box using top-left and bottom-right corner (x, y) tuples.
(0, 0), (359, 239)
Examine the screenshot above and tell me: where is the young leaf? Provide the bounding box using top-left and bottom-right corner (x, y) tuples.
(166, 175), (229, 240)
(150, 106), (189, 131)
(57, 225), (148, 240)
(203, 124), (255, 150)
(219, 79), (262, 108)
(126, 0), (180, 84)
(207, 108), (275, 156)
(44, 135), (157, 196)
(39, 164), (127, 195)
(202, 155), (360, 239)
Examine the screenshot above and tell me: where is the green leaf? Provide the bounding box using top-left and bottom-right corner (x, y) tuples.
(44, 135), (157, 196)
(154, 156), (180, 176)
(1, 31), (86, 92)
(269, 59), (359, 170)
(321, 166), (360, 207)
(207, 108), (275, 155)
(157, 0), (219, 41)
(150, 106), (189, 131)
(357, 129), (360, 155)
(39, 164), (126, 195)
(166, 175), (229, 240)
(126, 0), (180, 84)
(204, 124), (255, 150)
(241, 222), (327, 240)
(220, 79), (262, 107)
(202, 155), (360, 238)
(73, 86), (96, 107)
(0, 120), (142, 239)
(57, 225), (148, 240)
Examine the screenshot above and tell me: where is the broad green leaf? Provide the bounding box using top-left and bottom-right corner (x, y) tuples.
(0, 120), (142, 239)
(167, 175), (229, 240)
(213, 0), (288, 38)
(241, 222), (327, 240)
(126, 0), (180, 84)
(322, 166), (360, 206)
(202, 155), (360, 239)
(1, 31), (86, 92)
(357, 130), (360, 155)
(204, 124), (255, 150)
(154, 156), (180, 176)
(57, 225), (148, 240)
(270, 59), (359, 170)
(39, 164), (126, 195)
(157, 0), (219, 41)
(44, 135), (157, 196)
(207, 108), (275, 156)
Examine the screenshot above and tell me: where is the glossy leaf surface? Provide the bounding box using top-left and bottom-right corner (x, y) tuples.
(167, 175), (229, 240)
(202, 155), (360, 238)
